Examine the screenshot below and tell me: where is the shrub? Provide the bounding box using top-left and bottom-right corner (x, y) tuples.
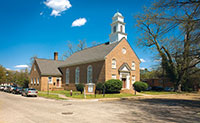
(96, 83), (104, 94)
(133, 81), (148, 92)
(76, 83), (84, 94)
(105, 79), (122, 93)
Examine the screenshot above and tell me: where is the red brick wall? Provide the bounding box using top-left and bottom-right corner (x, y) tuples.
(29, 61), (41, 91)
(60, 60), (105, 91)
(105, 38), (140, 86)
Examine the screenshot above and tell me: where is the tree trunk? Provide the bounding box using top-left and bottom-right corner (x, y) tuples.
(177, 83), (182, 92)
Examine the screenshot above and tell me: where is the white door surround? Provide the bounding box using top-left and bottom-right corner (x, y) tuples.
(120, 72), (130, 89)
(119, 63), (131, 90)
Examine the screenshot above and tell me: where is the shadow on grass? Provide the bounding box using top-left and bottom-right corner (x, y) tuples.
(116, 98), (200, 123)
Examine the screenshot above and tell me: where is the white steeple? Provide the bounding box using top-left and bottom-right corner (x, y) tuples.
(109, 12), (127, 43)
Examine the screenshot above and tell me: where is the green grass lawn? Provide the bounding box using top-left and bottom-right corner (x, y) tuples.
(39, 90), (139, 99)
(38, 93), (67, 100)
(140, 91), (181, 95)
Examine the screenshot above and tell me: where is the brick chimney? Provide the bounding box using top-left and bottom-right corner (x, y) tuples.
(54, 52), (58, 60)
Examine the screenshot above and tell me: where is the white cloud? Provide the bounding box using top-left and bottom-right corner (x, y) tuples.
(72, 18), (87, 27)
(154, 58), (161, 62)
(140, 58), (146, 63)
(140, 67), (145, 70)
(44, 0), (72, 16)
(14, 65), (29, 68)
(6, 68), (11, 70)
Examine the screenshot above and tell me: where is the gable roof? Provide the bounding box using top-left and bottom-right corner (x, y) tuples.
(35, 58), (65, 76)
(119, 63), (132, 72)
(60, 41), (120, 67)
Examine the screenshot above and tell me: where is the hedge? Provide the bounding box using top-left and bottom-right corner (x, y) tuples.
(105, 79), (122, 93)
(133, 81), (148, 92)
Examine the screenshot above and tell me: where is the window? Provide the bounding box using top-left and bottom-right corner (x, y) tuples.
(75, 67), (80, 84)
(48, 77), (52, 84)
(112, 59), (116, 69)
(66, 68), (69, 84)
(87, 65), (92, 83)
(113, 26), (116, 33)
(120, 25), (123, 32)
(33, 65), (36, 71)
(31, 78), (33, 84)
(34, 78), (36, 84)
(112, 74), (116, 79)
(122, 48), (126, 54)
(132, 75), (136, 84)
(132, 61), (135, 70)
(37, 78), (39, 85)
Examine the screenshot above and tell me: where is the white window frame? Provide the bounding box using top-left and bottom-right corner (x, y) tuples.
(112, 74), (116, 79)
(48, 77), (52, 84)
(132, 75), (136, 84)
(132, 61), (135, 70)
(87, 65), (92, 83)
(31, 78), (33, 84)
(112, 59), (116, 69)
(34, 78), (36, 84)
(75, 67), (80, 84)
(66, 68), (69, 84)
(37, 78), (39, 85)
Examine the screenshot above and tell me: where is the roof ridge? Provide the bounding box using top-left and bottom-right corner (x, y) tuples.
(35, 58), (64, 62)
(65, 41), (119, 61)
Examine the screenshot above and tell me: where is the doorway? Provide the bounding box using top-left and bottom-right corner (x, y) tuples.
(122, 78), (126, 88)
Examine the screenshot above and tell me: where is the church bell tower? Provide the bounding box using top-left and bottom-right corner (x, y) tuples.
(109, 12), (127, 43)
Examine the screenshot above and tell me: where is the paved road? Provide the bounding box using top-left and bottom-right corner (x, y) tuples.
(0, 92), (132, 123)
(0, 91), (200, 123)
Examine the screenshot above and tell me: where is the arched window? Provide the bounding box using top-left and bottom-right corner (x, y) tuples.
(31, 78), (33, 84)
(34, 78), (36, 85)
(120, 25), (123, 32)
(113, 26), (116, 33)
(112, 59), (116, 69)
(37, 78), (39, 85)
(132, 61), (135, 70)
(87, 65), (92, 83)
(66, 68), (69, 84)
(75, 67), (80, 84)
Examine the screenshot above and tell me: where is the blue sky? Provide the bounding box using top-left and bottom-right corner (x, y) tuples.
(0, 0), (159, 71)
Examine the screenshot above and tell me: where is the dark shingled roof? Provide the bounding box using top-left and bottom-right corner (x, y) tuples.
(35, 58), (65, 76)
(60, 41), (120, 67)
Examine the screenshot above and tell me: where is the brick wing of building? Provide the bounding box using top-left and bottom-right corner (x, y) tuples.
(29, 12), (140, 93)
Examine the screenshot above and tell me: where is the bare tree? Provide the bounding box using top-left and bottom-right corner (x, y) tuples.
(63, 40), (87, 59)
(136, 0), (200, 92)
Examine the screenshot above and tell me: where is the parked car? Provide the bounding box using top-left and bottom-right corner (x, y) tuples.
(0, 86), (5, 91)
(21, 88), (38, 97)
(4, 86), (11, 92)
(151, 86), (164, 91)
(12, 87), (23, 94)
(10, 86), (17, 93)
(164, 87), (174, 92)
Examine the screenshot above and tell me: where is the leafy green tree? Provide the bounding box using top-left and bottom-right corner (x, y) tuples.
(0, 65), (6, 84)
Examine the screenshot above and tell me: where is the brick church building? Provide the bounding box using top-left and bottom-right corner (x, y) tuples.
(29, 12), (140, 93)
